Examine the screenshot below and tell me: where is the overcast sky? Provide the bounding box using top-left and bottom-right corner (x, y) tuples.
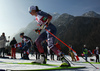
(0, 0), (100, 38)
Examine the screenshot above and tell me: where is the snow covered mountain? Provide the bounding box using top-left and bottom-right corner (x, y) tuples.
(82, 11), (100, 18)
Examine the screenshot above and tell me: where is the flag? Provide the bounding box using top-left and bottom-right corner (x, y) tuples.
(14, 42), (22, 48)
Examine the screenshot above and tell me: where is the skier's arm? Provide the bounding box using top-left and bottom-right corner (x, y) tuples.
(46, 14), (52, 25)
(34, 28), (42, 35)
(27, 37), (33, 44)
(30, 39), (34, 45)
(38, 11), (52, 26)
(35, 11), (52, 33)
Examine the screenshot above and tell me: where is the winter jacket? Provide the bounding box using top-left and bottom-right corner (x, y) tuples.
(83, 48), (88, 54)
(94, 49), (99, 55)
(10, 40), (17, 48)
(0, 35), (7, 48)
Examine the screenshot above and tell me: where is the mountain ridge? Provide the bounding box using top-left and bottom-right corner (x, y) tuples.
(13, 11), (100, 54)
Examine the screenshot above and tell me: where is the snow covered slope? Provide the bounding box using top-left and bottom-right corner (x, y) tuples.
(0, 53), (100, 71)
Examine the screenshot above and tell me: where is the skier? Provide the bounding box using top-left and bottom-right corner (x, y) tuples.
(28, 5), (71, 67)
(20, 33), (32, 59)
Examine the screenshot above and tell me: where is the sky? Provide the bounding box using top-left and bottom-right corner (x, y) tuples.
(0, 0), (100, 38)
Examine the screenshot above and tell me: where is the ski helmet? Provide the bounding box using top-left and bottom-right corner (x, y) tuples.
(28, 6), (36, 13)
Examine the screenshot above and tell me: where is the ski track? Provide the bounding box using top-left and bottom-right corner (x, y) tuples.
(0, 53), (100, 71)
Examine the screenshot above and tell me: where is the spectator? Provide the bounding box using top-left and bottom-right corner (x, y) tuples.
(83, 45), (88, 62)
(69, 45), (76, 61)
(0, 32), (9, 57)
(10, 37), (17, 59)
(94, 47), (99, 62)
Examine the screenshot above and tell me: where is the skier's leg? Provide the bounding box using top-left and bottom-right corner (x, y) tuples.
(22, 46), (28, 59)
(46, 29), (62, 56)
(46, 29), (71, 67)
(34, 31), (47, 64)
(35, 32), (47, 53)
(26, 49), (29, 59)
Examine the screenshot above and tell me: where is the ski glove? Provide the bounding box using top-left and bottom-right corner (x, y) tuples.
(35, 28), (42, 35)
(40, 23), (48, 29)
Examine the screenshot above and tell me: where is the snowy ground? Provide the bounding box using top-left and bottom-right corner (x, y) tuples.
(0, 53), (100, 71)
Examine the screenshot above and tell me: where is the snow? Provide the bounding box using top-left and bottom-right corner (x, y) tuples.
(82, 11), (100, 18)
(0, 53), (100, 71)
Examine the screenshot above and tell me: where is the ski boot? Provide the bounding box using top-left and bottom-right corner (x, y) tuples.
(32, 53), (47, 64)
(60, 54), (71, 67)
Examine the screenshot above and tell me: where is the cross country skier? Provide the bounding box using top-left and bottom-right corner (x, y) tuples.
(28, 5), (71, 67)
(20, 33), (32, 60)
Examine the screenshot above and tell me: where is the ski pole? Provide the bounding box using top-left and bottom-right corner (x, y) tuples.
(81, 56), (99, 69)
(45, 29), (79, 61)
